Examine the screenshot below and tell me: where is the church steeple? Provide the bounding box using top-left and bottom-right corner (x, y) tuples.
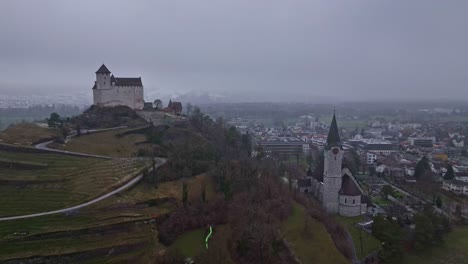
(325, 111), (341, 150)
(322, 110), (344, 214)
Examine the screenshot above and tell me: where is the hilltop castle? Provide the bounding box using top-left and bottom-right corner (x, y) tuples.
(92, 64), (144, 110)
(299, 112), (369, 217)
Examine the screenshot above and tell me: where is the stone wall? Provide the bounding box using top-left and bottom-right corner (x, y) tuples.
(94, 85), (144, 110)
(339, 203), (362, 217)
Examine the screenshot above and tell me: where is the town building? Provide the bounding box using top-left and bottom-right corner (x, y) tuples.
(162, 100), (183, 115)
(92, 64), (144, 110)
(408, 137), (436, 148)
(258, 137), (309, 156)
(442, 179), (468, 196)
(347, 139), (397, 155)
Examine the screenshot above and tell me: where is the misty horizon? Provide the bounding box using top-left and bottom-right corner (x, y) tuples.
(1, 1), (468, 103)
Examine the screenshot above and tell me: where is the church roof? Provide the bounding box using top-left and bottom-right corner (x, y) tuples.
(113, 77), (143, 87)
(96, 64), (111, 74)
(325, 112), (341, 150)
(339, 174), (362, 196)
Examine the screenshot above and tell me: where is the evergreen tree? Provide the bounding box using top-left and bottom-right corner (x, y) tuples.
(381, 185), (395, 200)
(414, 156), (431, 180)
(435, 196), (442, 208)
(444, 164), (455, 180)
(372, 215), (403, 263)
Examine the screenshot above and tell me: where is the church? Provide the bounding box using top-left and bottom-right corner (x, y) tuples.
(298, 113), (369, 217)
(92, 64), (144, 110)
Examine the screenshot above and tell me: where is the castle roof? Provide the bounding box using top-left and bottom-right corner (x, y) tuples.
(96, 64), (111, 74)
(112, 77), (143, 87)
(339, 174), (362, 196)
(325, 112), (341, 150)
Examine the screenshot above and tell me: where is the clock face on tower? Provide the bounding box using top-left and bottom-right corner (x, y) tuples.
(332, 148), (339, 154)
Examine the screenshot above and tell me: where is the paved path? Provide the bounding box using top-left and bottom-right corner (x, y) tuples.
(35, 140), (111, 159)
(35, 126), (130, 159)
(0, 158), (166, 221)
(0, 126), (166, 221)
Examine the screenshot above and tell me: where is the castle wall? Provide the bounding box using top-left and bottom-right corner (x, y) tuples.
(94, 85), (144, 110)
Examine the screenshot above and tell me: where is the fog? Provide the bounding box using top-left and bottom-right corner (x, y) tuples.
(1, 0), (467, 102)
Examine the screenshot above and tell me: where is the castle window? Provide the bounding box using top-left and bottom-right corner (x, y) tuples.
(344, 198), (347, 204)
(353, 199), (355, 204)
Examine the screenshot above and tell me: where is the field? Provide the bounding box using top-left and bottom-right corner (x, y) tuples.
(0, 123), (59, 146)
(402, 226), (468, 264)
(334, 215), (381, 260)
(50, 127), (151, 158)
(282, 203), (350, 264)
(0, 149), (150, 216)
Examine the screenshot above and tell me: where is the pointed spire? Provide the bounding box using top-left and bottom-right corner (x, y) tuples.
(325, 111), (341, 149)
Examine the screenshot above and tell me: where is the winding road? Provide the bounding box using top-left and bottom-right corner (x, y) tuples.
(0, 126), (166, 222)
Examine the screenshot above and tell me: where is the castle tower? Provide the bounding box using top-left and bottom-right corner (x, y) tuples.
(322, 111), (343, 213)
(95, 64), (111, 90)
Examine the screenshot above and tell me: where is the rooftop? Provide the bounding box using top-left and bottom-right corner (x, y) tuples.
(96, 64), (111, 74)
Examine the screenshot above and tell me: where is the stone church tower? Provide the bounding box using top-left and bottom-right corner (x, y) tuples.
(322, 112), (343, 213)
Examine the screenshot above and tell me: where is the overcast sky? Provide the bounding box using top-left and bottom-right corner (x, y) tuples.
(1, 0), (468, 102)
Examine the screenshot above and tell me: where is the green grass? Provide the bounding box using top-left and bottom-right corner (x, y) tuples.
(372, 196), (390, 206)
(335, 215), (381, 260)
(402, 226), (468, 264)
(171, 227), (207, 258)
(282, 203), (350, 264)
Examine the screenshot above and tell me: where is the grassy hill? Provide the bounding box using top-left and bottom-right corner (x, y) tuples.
(0, 123), (59, 146)
(50, 127), (151, 158)
(282, 203), (351, 264)
(72, 105), (147, 129)
(402, 226), (468, 264)
(0, 109), (357, 263)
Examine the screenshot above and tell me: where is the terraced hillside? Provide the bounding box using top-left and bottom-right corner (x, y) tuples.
(0, 149), (151, 216)
(0, 173), (215, 262)
(50, 127), (151, 158)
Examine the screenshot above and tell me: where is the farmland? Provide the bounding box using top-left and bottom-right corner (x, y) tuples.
(0, 149), (150, 216)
